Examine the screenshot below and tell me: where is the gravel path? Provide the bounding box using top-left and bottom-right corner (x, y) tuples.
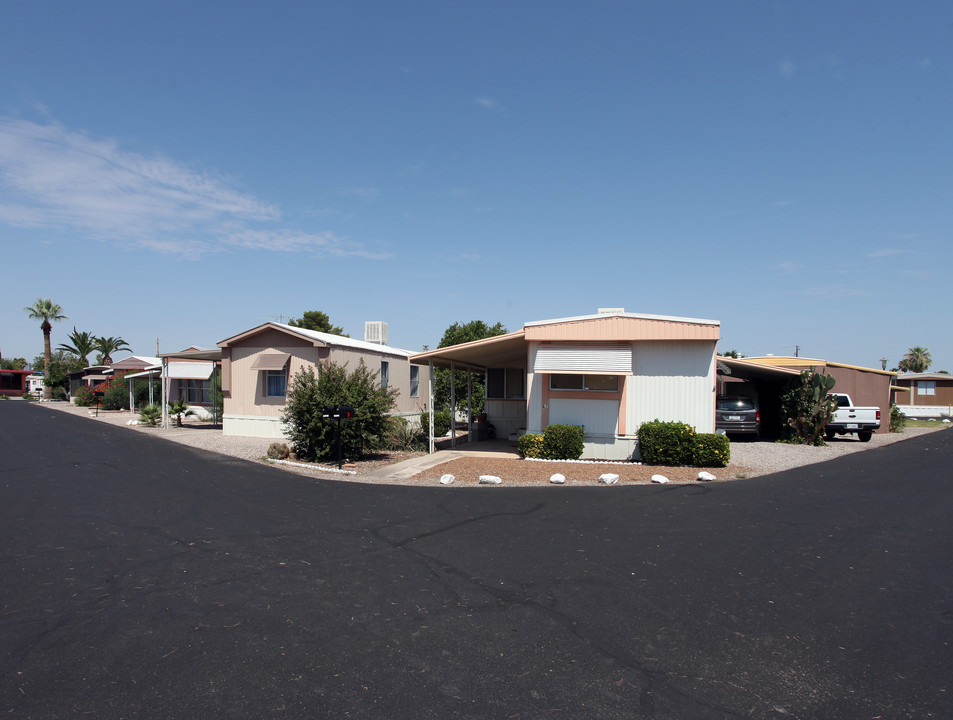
(37, 401), (948, 487)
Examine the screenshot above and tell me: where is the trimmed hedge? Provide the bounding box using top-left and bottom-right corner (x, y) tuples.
(692, 433), (730, 467)
(518, 425), (585, 460)
(517, 433), (545, 459)
(637, 421), (730, 467)
(637, 420), (696, 465)
(542, 424), (585, 460)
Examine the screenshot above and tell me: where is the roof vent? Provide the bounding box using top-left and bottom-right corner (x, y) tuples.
(364, 321), (389, 346)
(597, 307), (625, 314)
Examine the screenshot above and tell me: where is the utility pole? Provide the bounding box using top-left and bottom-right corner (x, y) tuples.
(794, 345), (800, 357)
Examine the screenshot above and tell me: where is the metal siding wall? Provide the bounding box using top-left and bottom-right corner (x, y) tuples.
(549, 398), (619, 436)
(627, 341), (716, 433)
(526, 343), (543, 433)
(827, 368), (892, 433)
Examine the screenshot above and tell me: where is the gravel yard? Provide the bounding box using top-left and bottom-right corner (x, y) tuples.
(37, 401), (948, 487)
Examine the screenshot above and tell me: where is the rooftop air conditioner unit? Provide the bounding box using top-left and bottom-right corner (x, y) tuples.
(598, 307), (625, 314)
(364, 321), (388, 346)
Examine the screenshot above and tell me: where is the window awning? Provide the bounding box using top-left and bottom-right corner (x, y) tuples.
(166, 362), (215, 380)
(250, 353), (291, 371)
(533, 345), (633, 375)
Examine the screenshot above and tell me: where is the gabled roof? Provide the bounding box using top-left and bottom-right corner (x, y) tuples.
(410, 310), (720, 370)
(218, 322), (415, 358)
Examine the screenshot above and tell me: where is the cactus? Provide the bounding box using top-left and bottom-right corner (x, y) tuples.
(781, 369), (838, 445)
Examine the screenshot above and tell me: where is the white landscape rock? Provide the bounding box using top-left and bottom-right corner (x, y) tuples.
(439, 474), (455, 485)
(479, 475), (503, 485)
(599, 473), (620, 485)
(697, 471), (716, 482)
(550, 473), (566, 484)
(651, 474), (670, 484)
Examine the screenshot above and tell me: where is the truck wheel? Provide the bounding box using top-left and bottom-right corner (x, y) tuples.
(825, 430), (836, 441)
(858, 431), (872, 443)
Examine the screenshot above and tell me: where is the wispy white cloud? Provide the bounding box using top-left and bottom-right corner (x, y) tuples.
(773, 200), (794, 207)
(778, 60), (797, 78)
(866, 248), (904, 258)
(776, 261), (803, 275)
(0, 116), (385, 259)
(475, 96), (504, 113)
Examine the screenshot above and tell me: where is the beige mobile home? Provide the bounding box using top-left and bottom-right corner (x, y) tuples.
(218, 322), (427, 438)
(411, 309), (720, 460)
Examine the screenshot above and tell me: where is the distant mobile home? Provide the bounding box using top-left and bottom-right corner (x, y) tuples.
(218, 322), (427, 439)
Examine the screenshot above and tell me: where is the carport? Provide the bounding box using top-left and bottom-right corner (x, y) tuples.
(411, 331), (528, 453)
(717, 357), (800, 439)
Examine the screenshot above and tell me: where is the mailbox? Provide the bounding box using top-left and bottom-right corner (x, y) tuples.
(322, 406), (355, 419)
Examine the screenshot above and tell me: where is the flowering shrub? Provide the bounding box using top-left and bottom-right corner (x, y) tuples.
(637, 420), (697, 465)
(517, 433), (545, 458)
(692, 434), (730, 468)
(73, 385), (96, 407)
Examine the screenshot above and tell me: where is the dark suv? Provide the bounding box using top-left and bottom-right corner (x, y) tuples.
(716, 396), (760, 438)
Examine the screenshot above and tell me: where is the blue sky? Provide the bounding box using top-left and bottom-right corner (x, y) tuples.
(2, 1), (950, 371)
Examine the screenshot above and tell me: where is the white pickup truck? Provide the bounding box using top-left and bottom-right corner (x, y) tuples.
(825, 393), (881, 442)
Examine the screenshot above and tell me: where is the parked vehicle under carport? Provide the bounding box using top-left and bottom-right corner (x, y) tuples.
(716, 396), (761, 438)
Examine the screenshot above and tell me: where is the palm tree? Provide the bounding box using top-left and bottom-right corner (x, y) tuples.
(93, 336), (132, 365)
(24, 298), (67, 399)
(58, 327), (97, 366)
(899, 346), (932, 373)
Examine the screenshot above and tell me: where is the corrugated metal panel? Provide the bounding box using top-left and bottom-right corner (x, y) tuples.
(548, 398), (619, 436)
(534, 345), (632, 374)
(166, 362), (215, 379)
(627, 342), (716, 433)
(526, 315), (719, 342)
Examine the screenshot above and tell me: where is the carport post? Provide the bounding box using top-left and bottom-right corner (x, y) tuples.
(450, 362), (456, 449)
(128, 377), (134, 413)
(467, 370), (473, 442)
(161, 357), (169, 429)
(428, 361), (435, 454)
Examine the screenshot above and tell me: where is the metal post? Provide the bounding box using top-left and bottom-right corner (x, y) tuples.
(428, 361), (435, 454)
(161, 357), (169, 429)
(450, 362), (456, 449)
(467, 369), (473, 443)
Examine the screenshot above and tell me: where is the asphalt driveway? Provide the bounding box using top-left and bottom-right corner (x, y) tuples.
(2, 401), (951, 718)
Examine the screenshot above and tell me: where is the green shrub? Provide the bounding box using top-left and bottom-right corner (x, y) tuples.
(282, 361), (398, 462)
(138, 404), (161, 427)
(50, 386), (67, 401)
(542, 424), (585, 460)
(692, 433), (730, 467)
(267, 442), (291, 460)
(101, 384), (129, 411)
(421, 411), (452, 438)
(383, 417), (428, 451)
(889, 404), (907, 433)
(517, 433), (545, 458)
(637, 420), (697, 465)
(168, 400), (193, 427)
